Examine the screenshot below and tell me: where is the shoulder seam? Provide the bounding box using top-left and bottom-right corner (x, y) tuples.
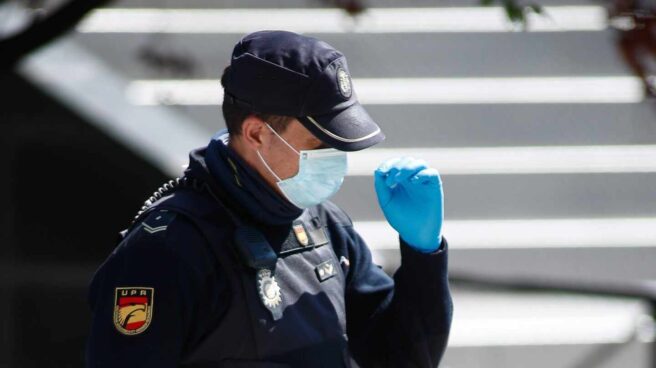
(320, 200), (354, 227)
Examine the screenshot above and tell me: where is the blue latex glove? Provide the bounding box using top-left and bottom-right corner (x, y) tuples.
(374, 157), (444, 253)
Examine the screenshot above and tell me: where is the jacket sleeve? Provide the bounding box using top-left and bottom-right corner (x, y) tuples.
(343, 225), (453, 368)
(85, 212), (227, 368)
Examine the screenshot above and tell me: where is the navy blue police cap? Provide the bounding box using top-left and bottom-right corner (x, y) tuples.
(221, 30), (385, 151)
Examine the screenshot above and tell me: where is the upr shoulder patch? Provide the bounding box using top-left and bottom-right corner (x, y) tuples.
(113, 287), (154, 335)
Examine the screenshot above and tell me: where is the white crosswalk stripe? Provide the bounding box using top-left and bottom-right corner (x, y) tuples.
(78, 6), (608, 34)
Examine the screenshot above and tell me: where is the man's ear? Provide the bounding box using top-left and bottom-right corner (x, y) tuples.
(240, 115), (268, 149)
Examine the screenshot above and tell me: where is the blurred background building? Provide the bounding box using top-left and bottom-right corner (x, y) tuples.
(2, 0), (656, 367)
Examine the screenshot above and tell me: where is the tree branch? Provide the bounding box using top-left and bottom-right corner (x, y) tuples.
(0, 0), (114, 69)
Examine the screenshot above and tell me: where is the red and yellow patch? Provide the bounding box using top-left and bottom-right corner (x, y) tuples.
(113, 287), (154, 335)
(293, 223), (309, 246)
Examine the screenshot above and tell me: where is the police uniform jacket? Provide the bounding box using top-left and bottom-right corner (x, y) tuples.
(85, 133), (453, 368)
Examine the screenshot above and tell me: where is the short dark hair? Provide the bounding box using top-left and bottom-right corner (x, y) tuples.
(220, 66), (294, 136)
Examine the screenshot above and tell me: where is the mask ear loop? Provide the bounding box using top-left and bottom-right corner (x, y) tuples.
(256, 150), (283, 182)
(264, 122), (300, 155)
(257, 122), (302, 183)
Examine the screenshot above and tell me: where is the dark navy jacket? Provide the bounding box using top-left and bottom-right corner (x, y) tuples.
(86, 140), (453, 368)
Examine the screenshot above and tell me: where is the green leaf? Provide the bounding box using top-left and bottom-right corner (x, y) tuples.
(529, 4), (544, 14)
(479, 0), (546, 28)
(503, 0), (524, 23)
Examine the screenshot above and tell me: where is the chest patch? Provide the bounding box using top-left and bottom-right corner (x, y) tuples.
(113, 287), (154, 335)
(293, 223), (309, 247)
(315, 259), (337, 282)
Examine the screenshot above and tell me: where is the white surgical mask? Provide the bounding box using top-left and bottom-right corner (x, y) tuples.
(256, 123), (347, 209)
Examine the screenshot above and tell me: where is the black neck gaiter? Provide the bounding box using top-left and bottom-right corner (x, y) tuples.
(203, 129), (302, 225)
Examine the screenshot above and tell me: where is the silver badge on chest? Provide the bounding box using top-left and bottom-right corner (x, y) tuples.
(257, 268), (282, 310)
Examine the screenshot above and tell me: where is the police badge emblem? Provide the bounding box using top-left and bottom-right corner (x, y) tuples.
(257, 269), (282, 309)
(113, 287), (154, 335)
(336, 67), (352, 98)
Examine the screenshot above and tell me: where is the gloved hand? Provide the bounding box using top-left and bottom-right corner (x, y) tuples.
(374, 157), (444, 253)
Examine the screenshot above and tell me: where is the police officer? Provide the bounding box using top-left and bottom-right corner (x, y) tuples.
(86, 30), (453, 368)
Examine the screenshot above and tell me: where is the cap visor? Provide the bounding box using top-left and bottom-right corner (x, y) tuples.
(298, 102), (385, 151)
